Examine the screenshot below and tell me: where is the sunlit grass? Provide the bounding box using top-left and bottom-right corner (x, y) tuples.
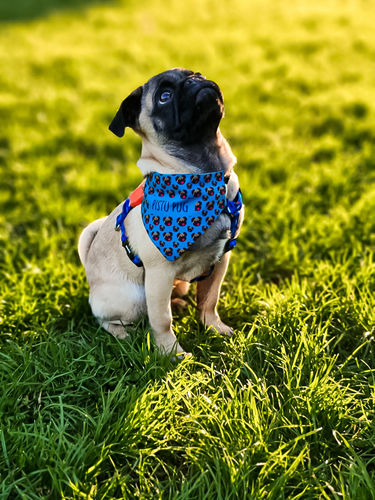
(1, 0), (375, 497)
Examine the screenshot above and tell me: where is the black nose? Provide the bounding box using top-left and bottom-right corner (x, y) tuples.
(184, 77), (223, 103)
(184, 77), (203, 90)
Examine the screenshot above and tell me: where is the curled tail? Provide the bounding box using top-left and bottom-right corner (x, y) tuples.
(78, 217), (107, 266)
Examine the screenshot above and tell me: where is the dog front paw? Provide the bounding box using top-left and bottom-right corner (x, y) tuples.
(202, 314), (234, 337)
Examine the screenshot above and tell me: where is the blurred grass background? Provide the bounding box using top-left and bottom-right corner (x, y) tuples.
(1, 0), (375, 498)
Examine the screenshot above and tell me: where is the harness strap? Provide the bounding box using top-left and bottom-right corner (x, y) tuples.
(115, 196), (144, 268)
(115, 181), (243, 280)
(223, 188), (243, 254)
(190, 264), (215, 283)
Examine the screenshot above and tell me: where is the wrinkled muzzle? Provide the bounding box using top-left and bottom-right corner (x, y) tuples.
(173, 77), (224, 143)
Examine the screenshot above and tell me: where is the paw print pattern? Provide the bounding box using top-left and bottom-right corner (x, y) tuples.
(141, 170), (230, 261)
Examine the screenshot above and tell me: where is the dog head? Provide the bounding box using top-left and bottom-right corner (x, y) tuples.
(109, 68), (224, 145)
(109, 68), (237, 176)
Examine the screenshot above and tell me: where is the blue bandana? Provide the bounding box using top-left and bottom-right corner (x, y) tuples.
(141, 171), (227, 261)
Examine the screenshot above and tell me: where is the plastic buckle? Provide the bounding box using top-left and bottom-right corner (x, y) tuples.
(122, 241), (143, 268)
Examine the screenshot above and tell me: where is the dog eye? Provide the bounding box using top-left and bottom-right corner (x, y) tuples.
(159, 90), (172, 103)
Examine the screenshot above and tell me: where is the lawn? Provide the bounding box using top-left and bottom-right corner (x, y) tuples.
(1, 0), (375, 497)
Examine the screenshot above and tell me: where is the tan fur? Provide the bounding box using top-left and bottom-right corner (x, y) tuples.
(78, 217), (107, 266)
(78, 71), (244, 355)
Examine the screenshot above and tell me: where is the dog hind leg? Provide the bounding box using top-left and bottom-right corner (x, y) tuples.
(196, 252), (233, 336)
(100, 319), (129, 339)
(171, 279), (190, 309)
(89, 281), (146, 339)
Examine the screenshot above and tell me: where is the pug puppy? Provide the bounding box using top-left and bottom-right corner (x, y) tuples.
(78, 68), (244, 356)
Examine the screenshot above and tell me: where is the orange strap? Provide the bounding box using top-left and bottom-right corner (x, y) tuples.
(128, 179), (145, 207)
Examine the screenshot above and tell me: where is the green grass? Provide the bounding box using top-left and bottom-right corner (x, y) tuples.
(1, 0), (375, 497)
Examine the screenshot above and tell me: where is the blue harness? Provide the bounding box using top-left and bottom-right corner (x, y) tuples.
(115, 170), (242, 280)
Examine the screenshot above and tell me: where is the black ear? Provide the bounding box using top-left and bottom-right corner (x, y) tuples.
(109, 86), (143, 137)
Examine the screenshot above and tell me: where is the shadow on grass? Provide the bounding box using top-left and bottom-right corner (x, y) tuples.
(0, 0), (113, 22)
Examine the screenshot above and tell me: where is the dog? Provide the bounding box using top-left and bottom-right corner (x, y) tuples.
(78, 68), (244, 356)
